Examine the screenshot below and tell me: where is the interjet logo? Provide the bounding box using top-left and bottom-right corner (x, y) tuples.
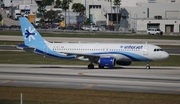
(24, 26), (36, 42)
(120, 45), (143, 49)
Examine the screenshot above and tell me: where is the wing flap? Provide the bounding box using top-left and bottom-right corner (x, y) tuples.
(58, 52), (100, 58)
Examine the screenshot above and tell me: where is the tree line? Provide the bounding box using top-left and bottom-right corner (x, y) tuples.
(38, 0), (86, 26)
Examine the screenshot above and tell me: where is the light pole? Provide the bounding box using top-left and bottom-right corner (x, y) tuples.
(111, 0), (112, 26)
(68, 5), (70, 25)
(134, 13), (137, 32)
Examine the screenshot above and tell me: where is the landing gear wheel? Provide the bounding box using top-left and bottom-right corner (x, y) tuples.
(146, 66), (150, 69)
(98, 64), (104, 69)
(146, 61), (151, 69)
(88, 64), (94, 69)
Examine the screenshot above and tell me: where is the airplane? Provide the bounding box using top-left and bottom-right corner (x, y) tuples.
(17, 17), (169, 69)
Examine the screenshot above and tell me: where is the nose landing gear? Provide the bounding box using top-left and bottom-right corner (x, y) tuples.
(146, 61), (150, 69)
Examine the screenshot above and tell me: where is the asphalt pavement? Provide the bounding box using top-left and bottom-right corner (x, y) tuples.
(0, 64), (180, 94)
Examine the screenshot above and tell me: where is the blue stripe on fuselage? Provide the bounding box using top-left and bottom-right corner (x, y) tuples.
(34, 50), (151, 61)
(91, 52), (151, 61)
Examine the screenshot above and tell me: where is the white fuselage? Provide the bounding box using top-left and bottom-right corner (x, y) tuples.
(45, 42), (169, 62)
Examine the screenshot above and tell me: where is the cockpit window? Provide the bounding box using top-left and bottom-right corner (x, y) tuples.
(154, 48), (163, 52)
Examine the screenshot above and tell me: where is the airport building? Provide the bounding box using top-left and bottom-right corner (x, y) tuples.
(124, 1), (180, 34)
(69, 0), (180, 34)
(1, 0), (38, 14)
(1, 0), (37, 7)
(1, 0), (180, 34)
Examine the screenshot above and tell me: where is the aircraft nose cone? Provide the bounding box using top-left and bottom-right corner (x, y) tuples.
(164, 52), (169, 59)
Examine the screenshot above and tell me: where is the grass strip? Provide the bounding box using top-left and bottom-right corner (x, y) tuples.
(0, 51), (179, 66)
(0, 40), (23, 45)
(0, 30), (180, 40)
(0, 86), (180, 104)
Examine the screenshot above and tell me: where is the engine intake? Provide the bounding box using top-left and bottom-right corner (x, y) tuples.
(99, 57), (116, 67)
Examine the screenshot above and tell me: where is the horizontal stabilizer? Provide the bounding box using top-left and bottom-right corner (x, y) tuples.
(23, 47), (35, 53)
(16, 44), (35, 53)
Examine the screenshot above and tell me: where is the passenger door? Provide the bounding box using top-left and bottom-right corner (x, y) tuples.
(143, 45), (148, 55)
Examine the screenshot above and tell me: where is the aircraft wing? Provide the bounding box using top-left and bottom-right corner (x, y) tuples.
(58, 52), (100, 58)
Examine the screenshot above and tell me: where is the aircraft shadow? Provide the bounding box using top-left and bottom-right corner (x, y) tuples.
(30, 66), (179, 70)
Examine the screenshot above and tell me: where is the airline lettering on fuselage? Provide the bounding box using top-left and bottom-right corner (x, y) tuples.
(120, 45), (143, 49)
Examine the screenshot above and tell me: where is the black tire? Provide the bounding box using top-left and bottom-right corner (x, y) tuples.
(88, 64), (94, 69)
(98, 64), (104, 69)
(160, 32), (163, 35)
(146, 66), (150, 69)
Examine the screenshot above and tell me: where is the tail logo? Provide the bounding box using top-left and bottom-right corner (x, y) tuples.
(24, 26), (36, 42)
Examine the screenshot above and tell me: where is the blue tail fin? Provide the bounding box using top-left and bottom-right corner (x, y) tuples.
(19, 17), (45, 46)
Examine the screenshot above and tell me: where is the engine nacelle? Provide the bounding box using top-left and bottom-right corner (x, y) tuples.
(99, 57), (116, 67)
(116, 61), (131, 66)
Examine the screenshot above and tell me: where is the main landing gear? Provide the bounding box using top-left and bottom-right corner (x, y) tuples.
(98, 64), (104, 69)
(88, 64), (94, 69)
(87, 64), (105, 69)
(146, 61), (150, 69)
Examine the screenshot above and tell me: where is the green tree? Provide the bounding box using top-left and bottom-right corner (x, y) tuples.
(44, 10), (60, 24)
(61, 0), (73, 26)
(54, 0), (61, 8)
(0, 13), (2, 26)
(38, 0), (54, 18)
(72, 3), (86, 16)
(0, 13), (2, 21)
(39, 18), (45, 26)
(84, 18), (91, 25)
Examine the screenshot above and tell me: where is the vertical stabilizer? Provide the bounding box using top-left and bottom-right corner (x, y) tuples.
(19, 17), (45, 47)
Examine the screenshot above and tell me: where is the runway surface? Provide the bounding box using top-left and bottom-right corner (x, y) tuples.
(0, 64), (180, 94)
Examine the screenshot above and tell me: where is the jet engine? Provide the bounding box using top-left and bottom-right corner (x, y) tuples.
(99, 57), (116, 67)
